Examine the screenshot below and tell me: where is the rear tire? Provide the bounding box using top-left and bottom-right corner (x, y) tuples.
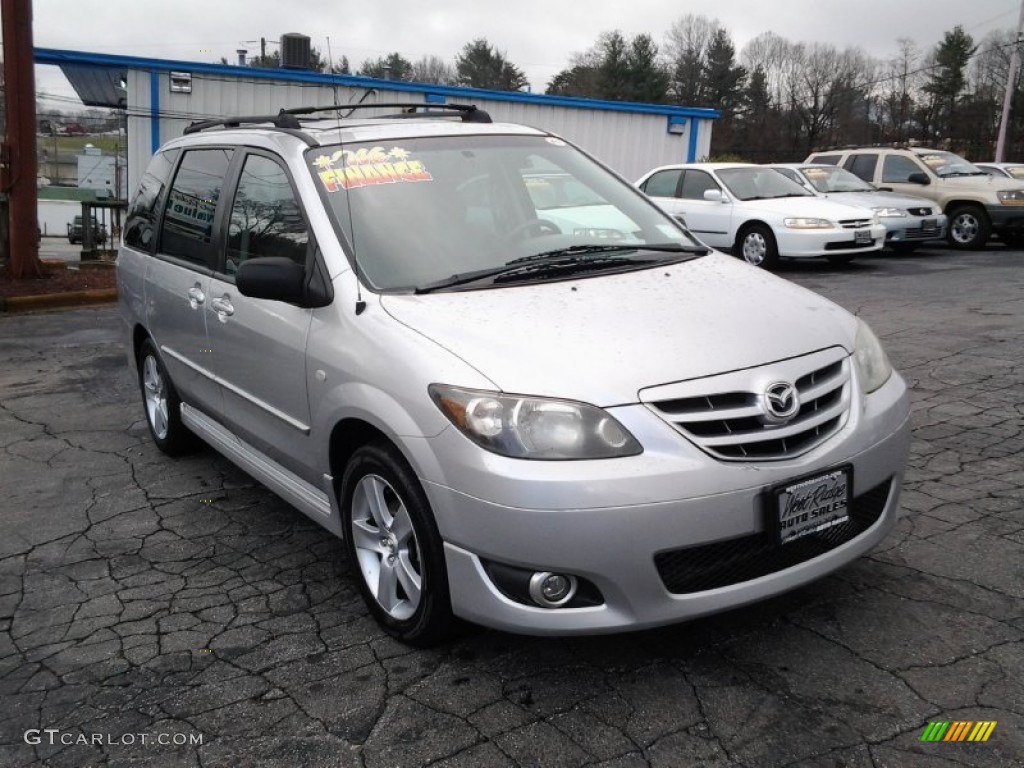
(340, 441), (458, 646)
(736, 224), (780, 269)
(137, 338), (195, 456)
(946, 204), (990, 250)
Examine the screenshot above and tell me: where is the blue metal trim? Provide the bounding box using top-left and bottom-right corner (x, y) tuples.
(687, 120), (700, 163)
(424, 93), (446, 104)
(35, 47), (720, 120)
(150, 71), (160, 153)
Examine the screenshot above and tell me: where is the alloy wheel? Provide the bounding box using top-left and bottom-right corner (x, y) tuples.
(349, 473), (422, 620)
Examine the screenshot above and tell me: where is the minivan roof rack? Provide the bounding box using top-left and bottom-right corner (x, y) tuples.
(183, 113), (304, 135)
(182, 102), (492, 138)
(281, 102), (492, 123)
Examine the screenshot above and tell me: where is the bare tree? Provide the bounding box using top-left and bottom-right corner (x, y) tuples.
(411, 55), (456, 85)
(877, 38), (922, 142)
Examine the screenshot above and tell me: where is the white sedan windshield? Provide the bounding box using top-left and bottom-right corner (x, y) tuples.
(717, 168), (813, 201)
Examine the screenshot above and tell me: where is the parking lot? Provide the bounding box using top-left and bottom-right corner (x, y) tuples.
(0, 247), (1021, 767)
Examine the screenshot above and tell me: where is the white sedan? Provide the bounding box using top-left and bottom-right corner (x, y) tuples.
(636, 163), (886, 268)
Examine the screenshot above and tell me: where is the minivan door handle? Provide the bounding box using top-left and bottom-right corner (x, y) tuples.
(187, 285), (205, 310)
(210, 296), (235, 323)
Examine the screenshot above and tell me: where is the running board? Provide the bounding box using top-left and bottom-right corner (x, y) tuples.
(180, 403), (341, 536)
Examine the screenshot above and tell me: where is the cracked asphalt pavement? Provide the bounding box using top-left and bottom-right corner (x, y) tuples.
(0, 248), (1021, 767)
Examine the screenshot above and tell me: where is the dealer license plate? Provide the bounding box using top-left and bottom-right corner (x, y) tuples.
(772, 468), (851, 545)
(854, 229), (871, 245)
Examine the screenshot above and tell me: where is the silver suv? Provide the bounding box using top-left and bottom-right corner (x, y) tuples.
(118, 103), (911, 644)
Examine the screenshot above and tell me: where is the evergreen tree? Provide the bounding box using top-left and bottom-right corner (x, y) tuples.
(626, 34), (669, 103)
(701, 29), (746, 114)
(455, 39), (528, 91)
(923, 26), (977, 138)
(596, 32), (632, 100)
(358, 53), (414, 81)
(332, 56), (350, 76)
(546, 62), (601, 97)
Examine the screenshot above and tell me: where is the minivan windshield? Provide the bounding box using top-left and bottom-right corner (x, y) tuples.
(307, 134), (703, 292)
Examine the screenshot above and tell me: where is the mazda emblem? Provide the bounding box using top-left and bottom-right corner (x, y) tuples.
(763, 381), (799, 423)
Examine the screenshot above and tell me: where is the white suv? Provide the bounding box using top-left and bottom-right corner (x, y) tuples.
(118, 104), (910, 644)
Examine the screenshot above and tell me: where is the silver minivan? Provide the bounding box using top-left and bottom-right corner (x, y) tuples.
(118, 104), (911, 645)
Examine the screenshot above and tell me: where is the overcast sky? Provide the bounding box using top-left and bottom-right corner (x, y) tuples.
(28, 0), (1024, 108)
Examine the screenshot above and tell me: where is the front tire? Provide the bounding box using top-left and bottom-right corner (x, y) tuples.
(946, 204), (990, 250)
(736, 224), (780, 269)
(137, 338), (195, 456)
(340, 442), (457, 646)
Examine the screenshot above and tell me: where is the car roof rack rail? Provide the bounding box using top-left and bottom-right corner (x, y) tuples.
(183, 113), (304, 135)
(282, 102), (493, 123)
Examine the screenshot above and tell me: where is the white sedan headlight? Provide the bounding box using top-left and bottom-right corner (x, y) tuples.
(429, 385), (642, 459)
(783, 217), (835, 229)
(853, 319), (893, 394)
(872, 206), (907, 218)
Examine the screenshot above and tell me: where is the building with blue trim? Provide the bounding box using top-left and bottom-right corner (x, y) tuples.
(35, 48), (720, 195)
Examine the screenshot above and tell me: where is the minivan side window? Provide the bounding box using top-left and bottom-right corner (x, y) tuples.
(159, 148), (233, 266)
(881, 155), (924, 183)
(846, 154), (878, 182)
(225, 155), (309, 274)
(124, 148), (179, 251)
(642, 169), (682, 198)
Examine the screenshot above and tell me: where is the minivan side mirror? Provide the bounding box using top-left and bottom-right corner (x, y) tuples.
(703, 189), (724, 202)
(236, 257), (307, 304)
(906, 172), (930, 185)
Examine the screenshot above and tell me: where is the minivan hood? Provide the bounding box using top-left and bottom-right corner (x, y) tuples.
(379, 253), (857, 406)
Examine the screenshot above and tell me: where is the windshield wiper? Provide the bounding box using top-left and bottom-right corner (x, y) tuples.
(506, 242), (707, 265)
(415, 243), (706, 294)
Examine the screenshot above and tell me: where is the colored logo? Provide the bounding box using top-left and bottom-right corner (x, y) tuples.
(920, 721), (997, 742)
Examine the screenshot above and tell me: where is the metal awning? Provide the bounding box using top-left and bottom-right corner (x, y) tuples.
(58, 63), (126, 108)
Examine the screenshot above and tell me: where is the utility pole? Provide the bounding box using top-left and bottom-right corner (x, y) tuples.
(996, 0), (1024, 162)
(2, 0), (42, 278)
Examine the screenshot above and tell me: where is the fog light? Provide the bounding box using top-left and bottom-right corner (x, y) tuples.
(528, 571), (578, 608)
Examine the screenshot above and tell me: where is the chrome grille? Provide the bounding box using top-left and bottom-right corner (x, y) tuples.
(643, 350), (852, 462)
(838, 219), (872, 229)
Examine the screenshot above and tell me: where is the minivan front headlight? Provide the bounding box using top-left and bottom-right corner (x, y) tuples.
(853, 319), (893, 394)
(429, 385), (642, 459)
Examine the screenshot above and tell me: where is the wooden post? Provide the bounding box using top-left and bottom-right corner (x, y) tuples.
(2, 0), (43, 278)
